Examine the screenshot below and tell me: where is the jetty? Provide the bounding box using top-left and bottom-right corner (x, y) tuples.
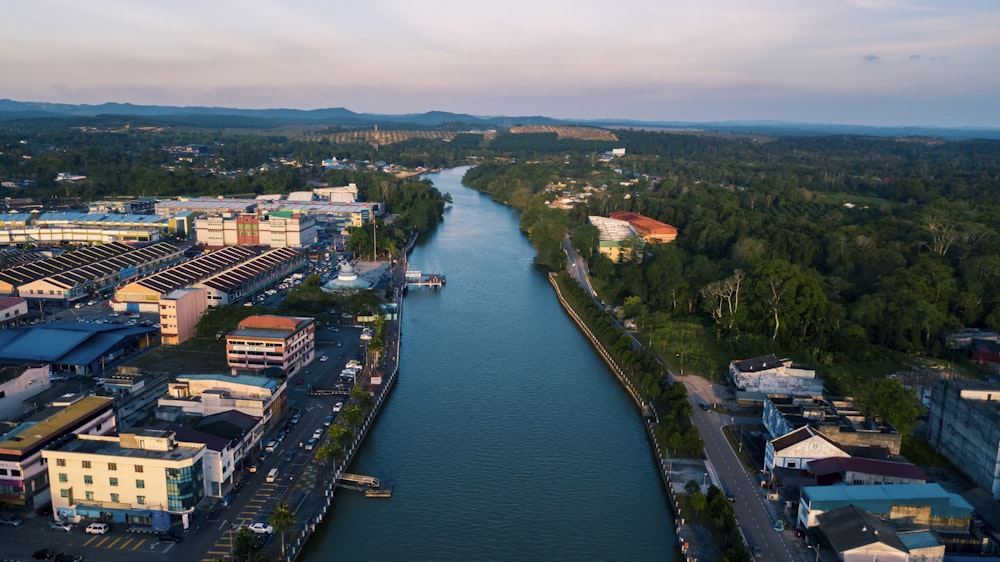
(337, 472), (393, 497)
(405, 269), (445, 288)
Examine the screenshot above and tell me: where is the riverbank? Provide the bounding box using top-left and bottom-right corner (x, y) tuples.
(547, 270), (715, 561)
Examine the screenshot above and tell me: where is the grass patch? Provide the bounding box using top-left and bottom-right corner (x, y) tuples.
(125, 337), (231, 375)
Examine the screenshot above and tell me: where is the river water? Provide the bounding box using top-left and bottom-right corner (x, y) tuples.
(304, 166), (676, 561)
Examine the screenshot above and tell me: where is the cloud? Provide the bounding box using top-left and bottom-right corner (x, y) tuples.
(909, 54), (921, 59)
(863, 54), (881, 62)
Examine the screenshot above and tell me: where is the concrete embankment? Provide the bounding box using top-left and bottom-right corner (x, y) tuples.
(547, 271), (710, 561)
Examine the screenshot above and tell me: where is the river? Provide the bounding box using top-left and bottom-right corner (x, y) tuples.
(303, 166), (676, 561)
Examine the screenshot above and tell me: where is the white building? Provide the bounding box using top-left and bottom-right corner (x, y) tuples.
(0, 364), (52, 420)
(42, 429), (206, 530)
(764, 425), (849, 473)
(729, 354), (823, 394)
(157, 374), (287, 427)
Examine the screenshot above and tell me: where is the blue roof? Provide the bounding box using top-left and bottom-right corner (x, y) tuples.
(0, 322), (157, 366)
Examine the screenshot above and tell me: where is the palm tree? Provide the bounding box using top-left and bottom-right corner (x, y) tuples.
(269, 502), (295, 557)
(340, 404), (365, 429)
(351, 385), (375, 412)
(327, 424), (353, 449)
(316, 441), (345, 470)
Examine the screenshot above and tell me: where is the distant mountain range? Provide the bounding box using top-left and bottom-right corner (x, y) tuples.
(1, 98), (998, 140)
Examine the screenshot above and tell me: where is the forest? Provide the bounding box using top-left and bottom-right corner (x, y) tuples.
(463, 130), (1000, 403)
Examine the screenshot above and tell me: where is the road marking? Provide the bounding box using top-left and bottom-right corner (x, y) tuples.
(131, 538), (147, 550)
(94, 535), (111, 547)
(118, 538), (133, 549)
(83, 535), (100, 546)
(106, 537), (122, 548)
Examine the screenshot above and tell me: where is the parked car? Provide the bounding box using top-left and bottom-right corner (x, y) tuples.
(0, 515), (23, 527)
(283, 449), (296, 462)
(332, 402), (343, 413)
(248, 522), (273, 535)
(290, 413), (301, 424)
(48, 520), (73, 532)
(319, 355), (329, 362)
(304, 438), (317, 451)
(312, 428), (324, 439)
(220, 494), (232, 508)
(85, 522), (109, 534)
(54, 554), (83, 562)
(32, 549), (54, 560)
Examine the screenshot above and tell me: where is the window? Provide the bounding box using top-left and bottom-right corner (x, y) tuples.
(85, 491), (94, 501)
(110, 493), (119, 503)
(134, 465), (144, 473)
(136, 479), (145, 489)
(58, 473), (67, 483)
(109, 477), (118, 487)
(56, 458), (66, 467)
(10, 469), (19, 477)
(136, 495), (146, 505)
(82, 460), (91, 469)
(108, 462), (117, 471)
(60, 489), (69, 498)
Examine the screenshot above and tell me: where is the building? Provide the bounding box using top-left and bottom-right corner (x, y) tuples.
(0, 395), (115, 508)
(313, 183), (358, 202)
(730, 355), (823, 395)
(806, 456), (927, 486)
(797, 483), (973, 531)
(114, 246), (255, 312)
(0, 363), (52, 420)
(42, 429), (206, 530)
(589, 215), (644, 262)
(815, 505), (945, 562)
(193, 212), (318, 248)
(765, 425), (850, 473)
(0, 296), (28, 327)
(159, 288), (208, 345)
(927, 378), (1000, 499)
(0, 241), (184, 306)
(157, 373), (287, 427)
(608, 211), (678, 244)
(193, 247), (306, 306)
(147, 423), (235, 497)
(0, 322), (159, 375)
(195, 410), (264, 473)
(226, 315), (315, 376)
(99, 369), (170, 430)
(763, 394), (901, 454)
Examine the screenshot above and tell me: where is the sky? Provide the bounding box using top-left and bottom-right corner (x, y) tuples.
(2, 0), (999, 127)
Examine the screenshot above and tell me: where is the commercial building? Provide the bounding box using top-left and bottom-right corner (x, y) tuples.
(147, 423), (235, 498)
(159, 288), (208, 345)
(763, 394), (901, 454)
(797, 483), (973, 532)
(115, 246), (255, 309)
(157, 373), (287, 428)
(0, 296), (29, 327)
(226, 315), (315, 376)
(99, 370), (170, 430)
(0, 241), (184, 306)
(0, 322), (159, 375)
(927, 378), (1000, 499)
(0, 395), (115, 508)
(42, 429), (206, 530)
(193, 247), (306, 306)
(608, 211), (678, 244)
(589, 216), (644, 262)
(194, 212), (318, 248)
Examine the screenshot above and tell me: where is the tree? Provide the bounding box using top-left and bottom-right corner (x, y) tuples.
(351, 385), (375, 412)
(231, 527), (270, 562)
(269, 502), (295, 557)
(340, 404), (365, 429)
(327, 423), (354, 448)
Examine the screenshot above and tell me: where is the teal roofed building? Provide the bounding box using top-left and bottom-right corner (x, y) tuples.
(798, 483), (973, 532)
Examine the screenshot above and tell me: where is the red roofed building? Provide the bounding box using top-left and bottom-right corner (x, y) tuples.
(609, 211), (678, 244)
(225, 315), (315, 375)
(0, 296), (28, 326)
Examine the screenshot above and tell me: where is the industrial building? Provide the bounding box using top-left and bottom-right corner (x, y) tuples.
(0, 322), (159, 375)
(763, 394), (901, 454)
(589, 215), (644, 262)
(192, 247), (306, 306)
(608, 211), (678, 244)
(927, 378), (1000, 499)
(193, 212), (318, 248)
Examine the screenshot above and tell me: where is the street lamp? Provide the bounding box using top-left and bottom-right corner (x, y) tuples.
(703, 472), (708, 491)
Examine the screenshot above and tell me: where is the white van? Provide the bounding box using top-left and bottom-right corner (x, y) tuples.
(266, 468), (279, 483)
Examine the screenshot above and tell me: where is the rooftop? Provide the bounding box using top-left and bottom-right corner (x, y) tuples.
(0, 396), (113, 453)
(178, 373), (280, 391)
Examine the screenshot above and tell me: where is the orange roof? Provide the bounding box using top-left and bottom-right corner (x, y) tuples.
(237, 315), (312, 331)
(609, 211), (678, 240)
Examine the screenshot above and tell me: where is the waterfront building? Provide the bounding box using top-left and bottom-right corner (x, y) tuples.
(159, 288), (208, 345)
(588, 215), (644, 262)
(225, 315), (315, 375)
(0, 395), (115, 508)
(157, 373), (287, 428)
(927, 378), (1000, 499)
(42, 429), (206, 530)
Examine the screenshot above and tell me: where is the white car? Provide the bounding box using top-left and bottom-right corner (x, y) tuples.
(332, 402), (343, 413)
(49, 520), (73, 532)
(248, 522), (273, 535)
(85, 522), (109, 534)
(304, 438), (317, 451)
(319, 355), (328, 362)
(312, 428), (324, 439)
